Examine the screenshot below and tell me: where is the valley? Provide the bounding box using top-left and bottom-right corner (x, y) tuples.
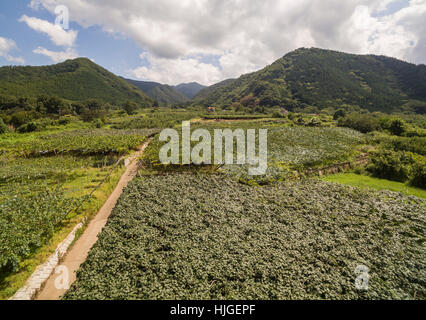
(0, 48), (425, 300)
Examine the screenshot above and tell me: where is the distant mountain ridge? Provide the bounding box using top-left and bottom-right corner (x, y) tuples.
(123, 78), (189, 106)
(194, 48), (426, 113)
(175, 82), (206, 99)
(124, 79), (206, 105)
(0, 58), (152, 106)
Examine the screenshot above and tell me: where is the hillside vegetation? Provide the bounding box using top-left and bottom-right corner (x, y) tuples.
(0, 58), (152, 105)
(175, 82), (206, 99)
(124, 78), (189, 106)
(194, 48), (426, 113)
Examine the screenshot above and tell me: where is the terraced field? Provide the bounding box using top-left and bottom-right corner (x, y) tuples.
(64, 174), (425, 300)
(143, 121), (366, 182)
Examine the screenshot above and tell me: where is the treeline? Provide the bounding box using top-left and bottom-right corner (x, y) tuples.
(0, 94), (144, 134)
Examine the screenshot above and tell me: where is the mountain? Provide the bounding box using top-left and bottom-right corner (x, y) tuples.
(194, 48), (426, 113)
(123, 78), (189, 106)
(0, 58), (152, 106)
(193, 78), (236, 100)
(175, 82), (206, 99)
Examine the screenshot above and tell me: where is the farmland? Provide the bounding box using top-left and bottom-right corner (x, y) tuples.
(64, 174), (425, 300)
(0, 105), (425, 300)
(0, 121), (158, 298)
(142, 120), (367, 182)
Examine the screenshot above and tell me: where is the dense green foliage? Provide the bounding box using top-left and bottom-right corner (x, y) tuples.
(0, 129), (157, 157)
(0, 188), (76, 272)
(0, 153), (118, 275)
(175, 82), (206, 99)
(367, 150), (425, 188)
(194, 48), (426, 113)
(124, 78), (189, 106)
(0, 58), (152, 105)
(111, 110), (203, 129)
(193, 79), (236, 100)
(64, 175), (425, 300)
(0, 119), (8, 134)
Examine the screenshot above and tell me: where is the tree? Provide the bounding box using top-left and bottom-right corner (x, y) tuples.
(85, 99), (102, 110)
(389, 119), (406, 136)
(123, 101), (138, 115)
(333, 109), (346, 120)
(44, 97), (63, 114)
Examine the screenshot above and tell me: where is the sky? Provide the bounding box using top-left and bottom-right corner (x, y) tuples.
(0, 0), (425, 86)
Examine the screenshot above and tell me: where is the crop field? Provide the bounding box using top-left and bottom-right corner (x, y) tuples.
(0, 125), (158, 296)
(0, 154), (119, 273)
(111, 109), (205, 129)
(64, 174), (425, 300)
(0, 129), (158, 157)
(143, 121), (366, 181)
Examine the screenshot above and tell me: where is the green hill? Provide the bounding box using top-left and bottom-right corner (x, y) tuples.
(123, 78), (189, 106)
(0, 58), (152, 106)
(193, 78), (236, 101)
(175, 82), (206, 99)
(194, 48), (426, 113)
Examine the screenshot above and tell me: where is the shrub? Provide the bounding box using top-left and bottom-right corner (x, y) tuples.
(367, 150), (416, 182)
(333, 109), (346, 120)
(92, 118), (104, 129)
(123, 101), (138, 115)
(0, 118), (9, 134)
(17, 122), (38, 133)
(389, 119), (406, 136)
(58, 115), (74, 125)
(272, 111), (284, 118)
(10, 111), (38, 128)
(410, 159), (426, 188)
(338, 113), (380, 133)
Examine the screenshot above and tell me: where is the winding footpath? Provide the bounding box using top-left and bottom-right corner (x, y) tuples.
(35, 138), (152, 300)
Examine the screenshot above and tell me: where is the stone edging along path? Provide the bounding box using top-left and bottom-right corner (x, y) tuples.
(9, 222), (84, 300)
(9, 139), (152, 300)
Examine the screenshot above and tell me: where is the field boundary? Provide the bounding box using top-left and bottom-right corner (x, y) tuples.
(9, 222), (84, 300)
(304, 154), (369, 177)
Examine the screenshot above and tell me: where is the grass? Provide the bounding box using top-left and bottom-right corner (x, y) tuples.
(321, 173), (426, 199)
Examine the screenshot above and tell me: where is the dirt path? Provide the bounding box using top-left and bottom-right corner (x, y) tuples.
(36, 139), (152, 300)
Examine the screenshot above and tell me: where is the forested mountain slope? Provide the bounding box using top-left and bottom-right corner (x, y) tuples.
(194, 48), (426, 113)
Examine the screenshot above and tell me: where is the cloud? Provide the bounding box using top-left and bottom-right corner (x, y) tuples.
(19, 15), (77, 47)
(131, 53), (223, 85)
(32, 0), (426, 84)
(33, 46), (78, 63)
(0, 37), (25, 64)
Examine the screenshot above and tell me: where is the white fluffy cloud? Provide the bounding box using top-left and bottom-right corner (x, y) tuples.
(132, 53), (223, 85)
(33, 46), (78, 63)
(19, 14), (77, 47)
(31, 0), (426, 85)
(0, 37), (25, 64)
